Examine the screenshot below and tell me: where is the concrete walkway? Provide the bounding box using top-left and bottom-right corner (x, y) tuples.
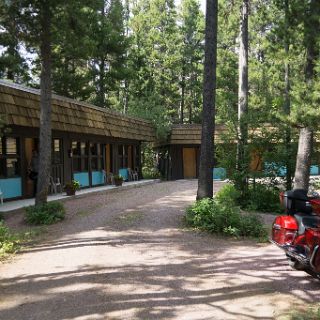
(0, 179), (159, 213)
(0, 180), (320, 320)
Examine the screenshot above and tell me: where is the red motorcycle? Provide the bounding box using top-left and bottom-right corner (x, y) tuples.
(271, 189), (320, 279)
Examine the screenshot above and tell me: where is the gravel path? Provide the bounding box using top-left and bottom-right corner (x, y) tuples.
(0, 180), (320, 320)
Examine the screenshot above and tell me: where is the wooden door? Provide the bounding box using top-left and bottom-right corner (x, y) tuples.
(183, 148), (197, 179)
(25, 138), (36, 197)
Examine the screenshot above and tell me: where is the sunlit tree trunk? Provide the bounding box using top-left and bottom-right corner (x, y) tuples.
(36, 2), (52, 205)
(236, 0), (249, 195)
(197, 0), (218, 200)
(283, 0), (292, 190)
(294, 0), (319, 191)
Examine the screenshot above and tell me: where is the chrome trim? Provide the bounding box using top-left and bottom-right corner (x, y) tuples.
(310, 245), (319, 270)
(269, 238), (290, 249)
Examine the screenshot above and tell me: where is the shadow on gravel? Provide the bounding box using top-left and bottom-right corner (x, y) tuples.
(1, 247), (320, 320)
(1, 181), (320, 319)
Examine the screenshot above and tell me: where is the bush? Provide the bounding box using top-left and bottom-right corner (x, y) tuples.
(142, 167), (161, 179)
(0, 221), (18, 256)
(244, 183), (282, 213)
(186, 197), (267, 239)
(25, 202), (65, 225)
(215, 184), (241, 206)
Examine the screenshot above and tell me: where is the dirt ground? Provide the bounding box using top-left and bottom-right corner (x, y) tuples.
(0, 180), (320, 320)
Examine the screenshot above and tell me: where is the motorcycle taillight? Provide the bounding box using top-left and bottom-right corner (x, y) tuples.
(305, 229), (320, 249)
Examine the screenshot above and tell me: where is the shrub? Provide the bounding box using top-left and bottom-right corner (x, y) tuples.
(0, 221), (18, 256)
(64, 180), (80, 191)
(215, 184), (241, 206)
(186, 197), (267, 239)
(25, 202), (65, 225)
(142, 167), (161, 179)
(244, 183), (282, 213)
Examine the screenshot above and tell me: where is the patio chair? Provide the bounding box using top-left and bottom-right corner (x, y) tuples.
(102, 170), (107, 185)
(49, 176), (62, 194)
(107, 173), (115, 185)
(128, 168), (138, 181)
(0, 188), (3, 205)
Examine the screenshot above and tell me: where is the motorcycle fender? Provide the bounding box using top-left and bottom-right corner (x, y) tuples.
(272, 216), (298, 246)
(273, 216), (298, 230)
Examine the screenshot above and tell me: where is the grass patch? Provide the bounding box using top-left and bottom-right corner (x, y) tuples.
(114, 211), (145, 226)
(278, 305), (320, 320)
(0, 222), (47, 259)
(25, 201), (65, 225)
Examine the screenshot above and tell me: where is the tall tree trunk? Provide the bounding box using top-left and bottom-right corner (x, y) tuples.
(123, 0), (130, 114)
(294, 0), (319, 191)
(180, 62), (186, 124)
(197, 0), (218, 200)
(294, 127), (313, 190)
(98, 59), (105, 107)
(35, 2), (52, 205)
(284, 0), (292, 190)
(236, 0), (249, 194)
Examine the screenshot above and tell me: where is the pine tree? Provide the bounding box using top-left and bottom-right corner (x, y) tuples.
(0, 2), (31, 83)
(90, 0), (129, 109)
(294, 0), (320, 190)
(127, 0), (180, 136)
(197, 0), (218, 199)
(178, 0), (204, 124)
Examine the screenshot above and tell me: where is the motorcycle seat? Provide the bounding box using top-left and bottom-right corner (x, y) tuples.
(294, 213), (320, 235)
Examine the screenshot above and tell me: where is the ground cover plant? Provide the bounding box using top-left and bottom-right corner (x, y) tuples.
(279, 304), (320, 320)
(186, 184), (268, 240)
(243, 183), (282, 213)
(0, 221), (47, 259)
(0, 221), (18, 257)
(25, 201), (65, 225)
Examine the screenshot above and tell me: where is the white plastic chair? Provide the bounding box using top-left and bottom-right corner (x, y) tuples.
(49, 176), (62, 194)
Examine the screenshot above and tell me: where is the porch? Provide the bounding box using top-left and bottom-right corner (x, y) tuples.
(0, 179), (160, 213)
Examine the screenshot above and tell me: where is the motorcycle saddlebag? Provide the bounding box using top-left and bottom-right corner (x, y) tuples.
(272, 216), (298, 246)
(281, 189), (312, 215)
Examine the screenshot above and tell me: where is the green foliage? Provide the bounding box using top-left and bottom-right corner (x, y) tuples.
(214, 184), (241, 206)
(285, 305), (320, 320)
(142, 167), (161, 179)
(64, 180), (80, 191)
(25, 202), (65, 225)
(186, 188), (268, 240)
(244, 183), (282, 213)
(113, 174), (124, 181)
(0, 221), (18, 257)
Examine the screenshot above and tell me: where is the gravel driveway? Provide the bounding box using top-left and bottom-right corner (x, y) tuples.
(0, 180), (320, 320)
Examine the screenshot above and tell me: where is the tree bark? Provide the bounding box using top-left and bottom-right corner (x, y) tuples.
(197, 0), (218, 200)
(236, 0), (249, 193)
(294, 127), (313, 190)
(180, 62), (186, 124)
(293, 0), (319, 191)
(35, 2), (52, 205)
(284, 0), (292, 190)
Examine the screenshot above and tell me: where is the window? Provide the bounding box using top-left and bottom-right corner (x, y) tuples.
(72, 141), (88, 172)
(0, 137), (20, 178)
(90, 143), (104, 171)
(123, 145), (128, 167)
(52, 139), (62, 164)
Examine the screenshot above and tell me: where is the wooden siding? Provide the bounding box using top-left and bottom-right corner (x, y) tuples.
(0, 81), (155, 142)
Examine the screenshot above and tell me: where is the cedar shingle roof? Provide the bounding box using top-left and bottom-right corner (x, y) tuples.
(167, 124), (227, 145)
(0, 81), (155, 142)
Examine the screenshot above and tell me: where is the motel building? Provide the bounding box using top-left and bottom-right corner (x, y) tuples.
(0, 81), (155, 201)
